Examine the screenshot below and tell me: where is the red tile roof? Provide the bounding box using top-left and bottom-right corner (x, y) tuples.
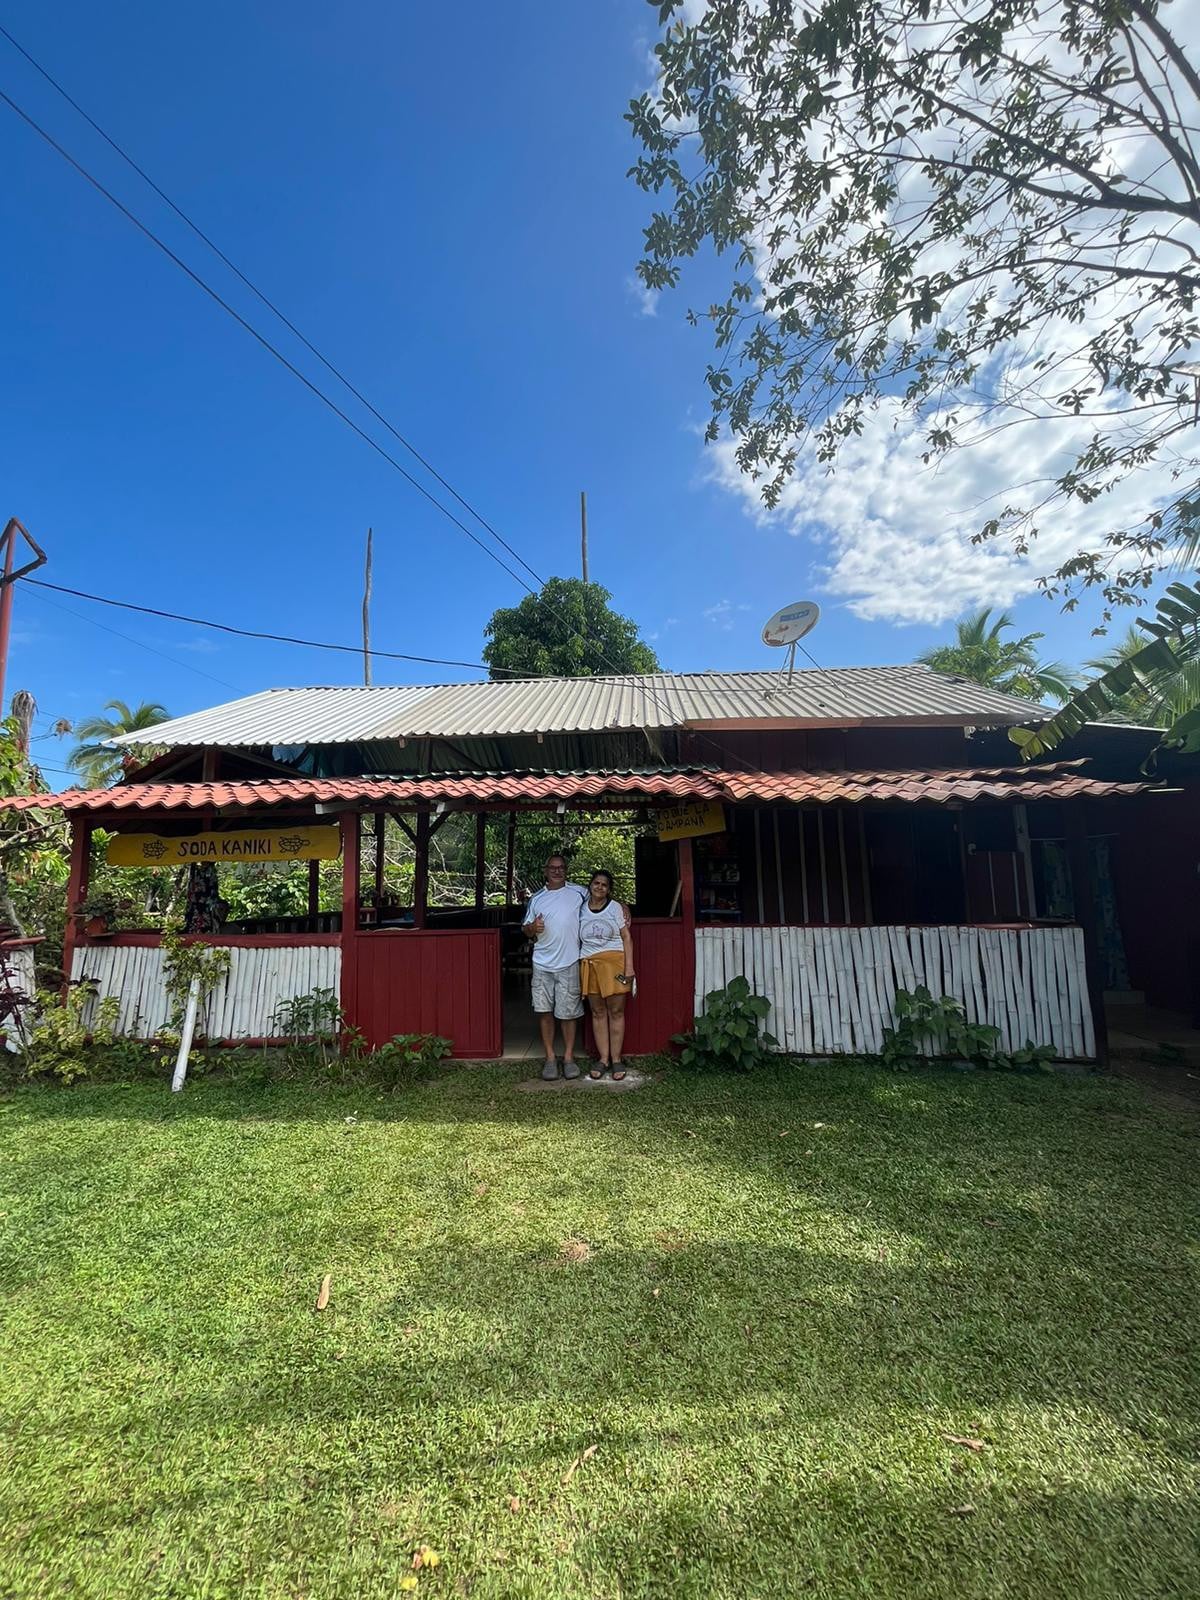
(0, 761), (1151, 814)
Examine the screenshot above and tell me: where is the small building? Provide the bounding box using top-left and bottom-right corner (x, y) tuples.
(3, 664), (1179, 1062)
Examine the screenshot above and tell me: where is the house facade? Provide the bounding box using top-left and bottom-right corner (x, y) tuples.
(3, 664), (1176, 1062)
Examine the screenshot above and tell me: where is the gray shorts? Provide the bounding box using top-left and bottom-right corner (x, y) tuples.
(531, 962), (583, 1020)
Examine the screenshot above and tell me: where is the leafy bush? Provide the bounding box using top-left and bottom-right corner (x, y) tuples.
(18, 983), (119, 1084)
(160, 931), (232, 1034)
(270, 986), (345, 1070)
(673, 976), (778, 1072)
(881, 986), (1055, 1073)
(371, 1032), (453, 1086)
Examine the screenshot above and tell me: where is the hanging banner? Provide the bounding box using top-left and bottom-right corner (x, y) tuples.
(656, 800), (726, 842)
(106, 826), (341, 867)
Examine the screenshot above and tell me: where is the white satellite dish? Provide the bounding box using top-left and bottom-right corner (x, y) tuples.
(762, 600), (819, 647)
(761, 600), (819, 684)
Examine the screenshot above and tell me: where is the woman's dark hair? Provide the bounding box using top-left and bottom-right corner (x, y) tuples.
(588, 869), (616, 897)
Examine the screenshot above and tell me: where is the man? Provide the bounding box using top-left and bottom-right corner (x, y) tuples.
(522, 854), (588, 1079)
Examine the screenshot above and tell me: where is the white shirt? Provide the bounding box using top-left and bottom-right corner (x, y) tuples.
(524, 883), (587, 969)
(579, 898), (626, 957)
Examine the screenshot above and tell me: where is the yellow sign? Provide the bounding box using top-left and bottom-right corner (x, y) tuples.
(656, 799), (726, 842)
(106, 826), (341, 867)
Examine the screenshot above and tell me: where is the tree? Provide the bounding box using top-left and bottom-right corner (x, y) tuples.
(482, 578), (660, 680)
(630, 0), (1200, 620)
(68, 700), (170, 788)
(918, 607), (1076, 701)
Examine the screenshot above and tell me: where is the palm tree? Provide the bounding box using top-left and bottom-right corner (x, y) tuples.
(68, 700), (170, 788)
(918, 607), (1078, 703)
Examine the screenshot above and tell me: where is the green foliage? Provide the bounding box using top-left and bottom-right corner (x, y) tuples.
(270, 986), (344, 1068)
(881, 986), (1055, 1073)
(160, 930), (232, 1033)
(1011, 579), (1200, 759)
(919, 608), (1077, 704)
(370, 1032), (453, 1086)
(630, 1), (1200, 614)
(482, 577), (660, 681)
(18, 984), (119, 1083)
(674, 975), (778, 1071)
(67, 699), (171, 788)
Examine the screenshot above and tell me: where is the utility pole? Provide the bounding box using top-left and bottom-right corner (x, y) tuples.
(580, 491), (589, 584)
(0, 519), (47, 714)
(361, 527), (373, 686)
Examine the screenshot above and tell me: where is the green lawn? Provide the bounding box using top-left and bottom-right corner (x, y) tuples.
(0, 1061), (1197, 1600)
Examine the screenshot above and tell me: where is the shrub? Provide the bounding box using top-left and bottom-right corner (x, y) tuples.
(881, 986), (1056, 1072)
(371, 1032), (453, 1087)
(673, 976), (778, 1072)
(18, 983), (119, 1084)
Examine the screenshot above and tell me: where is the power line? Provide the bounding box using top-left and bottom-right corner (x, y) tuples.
(0, 66), (776, 776)
(22, 583), (239, 689)
(0, 82), (537, 597)
(0, 22), (547, 592)
(26, 577), (517, 675)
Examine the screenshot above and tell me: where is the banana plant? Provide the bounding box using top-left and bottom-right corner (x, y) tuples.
(1009, 580), (1200, 761)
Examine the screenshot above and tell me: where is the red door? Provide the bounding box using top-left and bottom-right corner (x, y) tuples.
(348, 929), (501, 1058)
(620, 918), (692, 1055)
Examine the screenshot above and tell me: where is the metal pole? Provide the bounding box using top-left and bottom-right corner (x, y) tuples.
(580, 492), (589, 584)
(0, 523), (17, 715)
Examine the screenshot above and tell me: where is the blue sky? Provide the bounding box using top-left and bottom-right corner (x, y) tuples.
(0, 1), (1137, 780)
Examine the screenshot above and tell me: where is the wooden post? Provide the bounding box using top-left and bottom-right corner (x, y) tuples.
(505, 811), (516, 906)
(1066, 800), (1109, 1066)
(413, 811), (430, 929)
(362, 527), (373, 685)
(679, 836), (697, 1028)
(374, 811), (386, 912)
(338, 811), (359, 1039)
(474, 811), (487, 910)
(62, 815), (91, 987)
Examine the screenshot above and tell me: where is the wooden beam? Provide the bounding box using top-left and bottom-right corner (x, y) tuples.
(413, 812), (430, 929)
(505, 811), (516, 906)
(1065, 800), (1109, 1066)
(61, 816), (92, 987)
(678, 836), (697, 1029)
(474, 812), (487, 909)
(338, 811), (359, 1040)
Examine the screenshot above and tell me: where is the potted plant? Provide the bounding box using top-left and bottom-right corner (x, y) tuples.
(78, 890), (119, 939)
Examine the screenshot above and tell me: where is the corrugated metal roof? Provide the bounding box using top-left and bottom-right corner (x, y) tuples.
(0, 761), (1151, 814)
(111, 667), (1049, 748)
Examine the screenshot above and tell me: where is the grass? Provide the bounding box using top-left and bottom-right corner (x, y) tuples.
(0, 1059), (1197, 1600)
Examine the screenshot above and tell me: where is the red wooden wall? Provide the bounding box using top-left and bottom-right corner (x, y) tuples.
(347, 928), (501, 1057)
(620, 918), (692, 1054)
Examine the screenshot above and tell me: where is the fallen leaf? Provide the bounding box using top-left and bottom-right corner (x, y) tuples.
(562, 1444), (599, 1485)
(507, 1496), (521, 1513)
(682, 1129), (695, 1138)
(399, 1579), (418, 1593)
(651, 1287), (661, 1298)
(334, 1349), (346, 1361)
(556, 1238), (592, 1265)
(812, 1121), (826, 1129)
(943, 1434), (986, 1453)
(315, 1274), (331, 1312)
(949, 1503), (976, 1517)
(412, 1544), (442, 1570)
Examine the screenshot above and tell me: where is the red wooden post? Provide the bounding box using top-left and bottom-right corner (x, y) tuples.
(678, 836), (697, 1029)
(373, 811), (385, 911)
(505, 811), (516, 905)
(474, 811), (487, 910)
(413, 811), (430, 929)
(62, 816), (92, 987)
(338, 811), (359, 1033)
(1066, 800), (1109, 1066)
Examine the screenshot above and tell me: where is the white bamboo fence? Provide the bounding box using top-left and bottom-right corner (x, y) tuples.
(695, 924), (1095, 1061)
(69, 943), (341, 1040)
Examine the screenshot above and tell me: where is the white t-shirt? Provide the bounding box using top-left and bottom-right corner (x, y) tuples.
(524, 883), (587, 969)
(579, 898), (626, 957)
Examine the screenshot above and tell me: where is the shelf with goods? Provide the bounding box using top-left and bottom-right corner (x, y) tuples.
(695, 832), (743, 921)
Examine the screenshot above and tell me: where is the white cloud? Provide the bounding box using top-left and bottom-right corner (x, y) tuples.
(626, 275), (659, 318)
(702, 599), (750, 631)
(706, 393), (1186, 626)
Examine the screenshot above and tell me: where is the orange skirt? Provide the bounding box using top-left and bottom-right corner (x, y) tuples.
(580, 950), (632, 998)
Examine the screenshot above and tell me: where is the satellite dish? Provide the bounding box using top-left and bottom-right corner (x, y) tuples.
(761, 600), (819, 648)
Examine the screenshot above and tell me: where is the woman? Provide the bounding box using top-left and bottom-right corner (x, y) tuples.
(579, 869), (635, 1080)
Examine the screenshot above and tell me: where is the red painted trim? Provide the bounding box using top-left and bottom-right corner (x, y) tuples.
(339, 812), (359, 1038)
(0, 936), (44, 949)
(76, 931), (341, 948)
(62, 816), (92, 987)
(678, 837), (696, 1026)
